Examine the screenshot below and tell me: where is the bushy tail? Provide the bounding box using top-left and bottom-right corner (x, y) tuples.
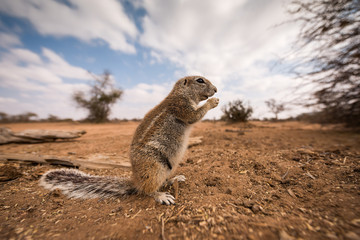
(39, 169), (136, 199)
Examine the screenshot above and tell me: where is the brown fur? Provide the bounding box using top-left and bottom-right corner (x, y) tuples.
(130, 76), (218, 201)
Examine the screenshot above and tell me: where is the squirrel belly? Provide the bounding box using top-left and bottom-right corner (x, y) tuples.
(39, 76), (219, 205)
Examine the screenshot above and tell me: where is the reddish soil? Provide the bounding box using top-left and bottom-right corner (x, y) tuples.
(0, 121), (359, 240)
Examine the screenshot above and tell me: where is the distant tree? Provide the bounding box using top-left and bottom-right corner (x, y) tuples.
(0, 112), (8, 122)
(287, 0), (360, 127)
(221, 99), (253, 122)
(265, 99), (286, 120)
(47, 114), (60, 122)
(295, 111), (328, 124)
(0, 112), (38, 123)
(17, 112), (38, 122)
(72, 71), (123, 123)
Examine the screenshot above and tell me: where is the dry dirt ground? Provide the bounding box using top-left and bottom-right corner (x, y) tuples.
(0, 121), (359, 240)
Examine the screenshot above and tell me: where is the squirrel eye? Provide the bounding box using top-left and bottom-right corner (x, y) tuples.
(196, 78), (205, 83)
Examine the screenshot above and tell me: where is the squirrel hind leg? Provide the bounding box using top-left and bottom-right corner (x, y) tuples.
(152, 192), (175, 205)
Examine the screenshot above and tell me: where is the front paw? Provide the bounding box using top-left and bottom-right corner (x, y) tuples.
(154, 192), (175, 205)
(207, 97), (219, 108)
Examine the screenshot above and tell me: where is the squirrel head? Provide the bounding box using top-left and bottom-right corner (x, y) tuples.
(173, 76), (217, 103)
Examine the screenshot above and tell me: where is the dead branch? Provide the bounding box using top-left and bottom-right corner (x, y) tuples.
(0, 153), (131, 169)
(188, 136), (203, 147)
(0, 127), (86, 144)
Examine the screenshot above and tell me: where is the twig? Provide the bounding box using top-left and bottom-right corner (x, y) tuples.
(249, 222), (282, 229)
(161, 217), (166, 240)
(305, 171), (316, 180)
(167, 205), (186, 222)
(130, 209), (142, 219)
(287, 188), (297, 198)
(174, 206), (186, 218)
(173, 180), (179, 199)
(281, 168), (290, 179)
(228, 202), (241, 209)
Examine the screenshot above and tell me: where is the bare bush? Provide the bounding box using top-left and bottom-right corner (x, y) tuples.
(221, 100), (253, 123)
(287, 0), (360, 127)
(265, 99), (287, 120)
(73, 71), (123, 123)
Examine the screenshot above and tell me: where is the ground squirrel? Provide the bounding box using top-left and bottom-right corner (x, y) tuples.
(40, 76), (218, 205)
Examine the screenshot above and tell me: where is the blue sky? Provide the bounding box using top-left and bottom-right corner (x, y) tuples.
(0, 0), (305, 120)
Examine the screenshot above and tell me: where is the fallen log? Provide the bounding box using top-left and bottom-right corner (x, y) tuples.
(0, 127), (86, 144)
(0, 153), (131, 169)
(188, 136), (203, 147)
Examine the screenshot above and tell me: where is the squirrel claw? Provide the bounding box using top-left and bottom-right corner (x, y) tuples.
(173, 175), (186, 182)
(154, 192), (175, 205)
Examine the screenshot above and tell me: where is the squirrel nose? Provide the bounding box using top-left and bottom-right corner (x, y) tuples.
(214, 87), (217, 93)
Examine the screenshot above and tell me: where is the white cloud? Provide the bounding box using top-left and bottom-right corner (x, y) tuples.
(0, 97), (17, 103)
(41, 48), (91, 80)
(0, 32), (22, 48)
(3, 48), (42, 64)
(126, 83), (169, 103)
(0, 0), (138, 53)
(139, 0), (303, 118)
(0, 47), (90, 88)
(111, 83), (170, 119)
(0, 46), (92, 119)
(0, 1), (309, 120)
(140, 0), (293, 74)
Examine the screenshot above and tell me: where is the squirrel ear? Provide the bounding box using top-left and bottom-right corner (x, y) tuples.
(184, 79), (187, 85)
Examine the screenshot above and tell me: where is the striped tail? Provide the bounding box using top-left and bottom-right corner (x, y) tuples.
(40, 169), (136, 199)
